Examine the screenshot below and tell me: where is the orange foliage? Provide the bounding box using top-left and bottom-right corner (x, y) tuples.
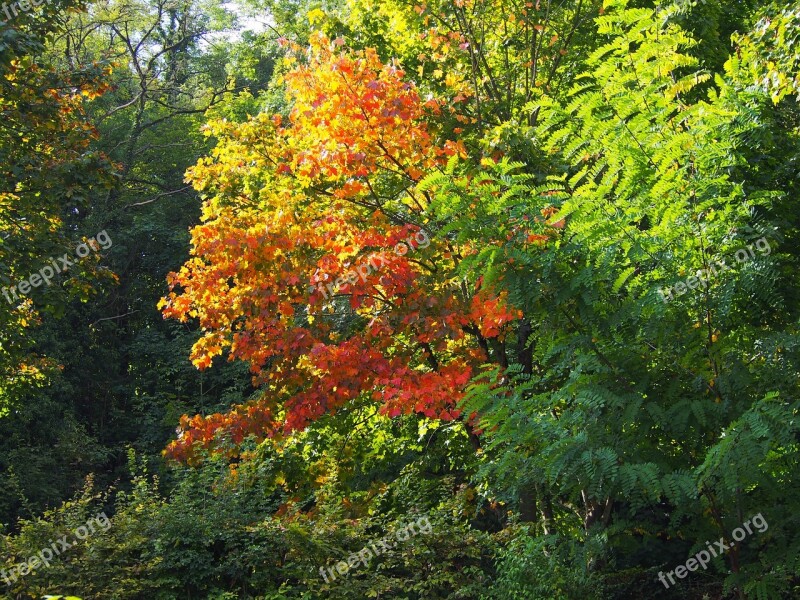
(161, 34), (521, 463)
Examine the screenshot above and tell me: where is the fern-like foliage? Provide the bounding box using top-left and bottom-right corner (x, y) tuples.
(428, 1), (800, 597)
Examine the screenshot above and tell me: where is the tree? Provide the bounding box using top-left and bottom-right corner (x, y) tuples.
(160, 33), (524, 462)
(0, 0), (253, 525)
(0, 0), (116, 415)
(457, 1), (800, 596)
(729, 2), (800, 105)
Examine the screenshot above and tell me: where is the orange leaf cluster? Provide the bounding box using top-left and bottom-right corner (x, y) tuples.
(279, 33), (439, 184)
(161, 35), (521, 461)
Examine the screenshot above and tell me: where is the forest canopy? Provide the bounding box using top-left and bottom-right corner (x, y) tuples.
(1, 0), (799, 598)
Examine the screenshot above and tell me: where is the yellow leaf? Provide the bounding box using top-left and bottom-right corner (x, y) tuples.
(445, 73), (460, 87)
(308, 8), (326, 25)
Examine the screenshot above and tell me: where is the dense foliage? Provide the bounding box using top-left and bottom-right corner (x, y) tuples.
(1, 0), (799, 598)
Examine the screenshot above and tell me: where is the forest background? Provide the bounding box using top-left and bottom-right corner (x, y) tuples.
(1, 0), (799, 597)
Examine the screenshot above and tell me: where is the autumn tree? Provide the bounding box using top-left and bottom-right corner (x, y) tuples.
(0, 2), (116, 414)
(160, 33), (530, 461)
(0, 0), (257, 528)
